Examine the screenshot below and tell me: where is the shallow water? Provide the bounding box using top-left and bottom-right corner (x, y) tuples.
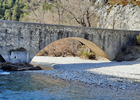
(0, 70), (140, 100)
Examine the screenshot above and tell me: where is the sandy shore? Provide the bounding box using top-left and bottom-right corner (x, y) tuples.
(31, 56), (140, 90)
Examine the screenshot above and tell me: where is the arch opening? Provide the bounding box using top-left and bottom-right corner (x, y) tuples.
(0, 54), (6, 63)
(31, 37), (109, 70)
(35, 37), (109, 60)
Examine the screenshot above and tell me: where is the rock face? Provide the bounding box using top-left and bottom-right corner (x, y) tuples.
(95, 0), (105, 6)
(115, 46), (140, 61)
(91, 4), (140, 30)
(0, 62), (42, 71)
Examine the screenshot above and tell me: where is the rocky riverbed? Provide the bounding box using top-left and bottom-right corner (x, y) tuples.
(1, 56), (140, 99)
(31, 56), (140, 91)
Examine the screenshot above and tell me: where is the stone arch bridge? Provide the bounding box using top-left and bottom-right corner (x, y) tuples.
(0, 20), (139, 63)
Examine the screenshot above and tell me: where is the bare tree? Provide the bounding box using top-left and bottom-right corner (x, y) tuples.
(23, 0), (65, 24)
(56, 0), (96, 27)
(51, 0), (65, 25)
(23, 0), (97, 27)
(24, 0), (51, 23)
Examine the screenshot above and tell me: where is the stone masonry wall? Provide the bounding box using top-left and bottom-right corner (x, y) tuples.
(0, 20), (139, 63)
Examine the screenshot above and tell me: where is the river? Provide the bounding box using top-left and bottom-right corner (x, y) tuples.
(0, 69), (140, 100)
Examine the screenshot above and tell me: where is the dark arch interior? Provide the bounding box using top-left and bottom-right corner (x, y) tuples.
(0, 54), (6, 63)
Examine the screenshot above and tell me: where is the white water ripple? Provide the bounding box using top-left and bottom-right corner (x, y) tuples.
(0, 71), (10, 75)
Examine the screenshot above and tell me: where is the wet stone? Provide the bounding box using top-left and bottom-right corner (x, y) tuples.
(0, 62), (42, 71)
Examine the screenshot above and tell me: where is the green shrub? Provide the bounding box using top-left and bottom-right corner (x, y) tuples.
(80, 45), (85, 48)
(81, 51), (94, 58)
(82, 51), (89, 58)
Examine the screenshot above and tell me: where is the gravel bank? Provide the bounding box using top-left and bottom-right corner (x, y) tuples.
(31, 56), (140, 90)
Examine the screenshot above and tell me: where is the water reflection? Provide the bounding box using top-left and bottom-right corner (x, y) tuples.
(0, 71), (140, 100)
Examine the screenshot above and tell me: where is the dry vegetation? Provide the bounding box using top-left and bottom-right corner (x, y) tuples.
(22, 0), (99, 27)
(21, 0), (140, 27)
(36, 38), (95, 60)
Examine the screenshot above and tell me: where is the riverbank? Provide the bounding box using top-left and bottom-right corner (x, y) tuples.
(31, 56), (140, 90)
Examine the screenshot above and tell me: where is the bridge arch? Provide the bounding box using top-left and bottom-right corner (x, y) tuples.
(34, 37), (109, 60)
